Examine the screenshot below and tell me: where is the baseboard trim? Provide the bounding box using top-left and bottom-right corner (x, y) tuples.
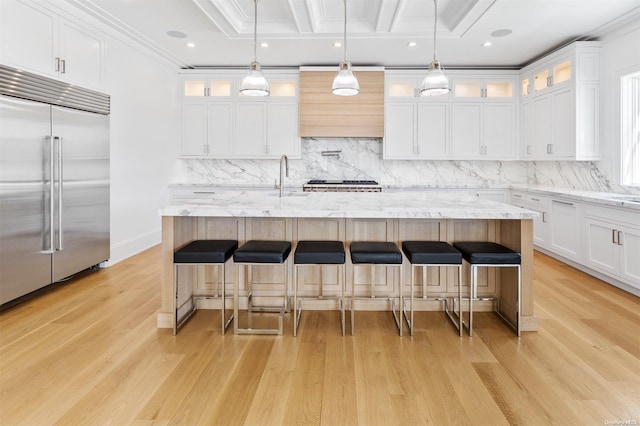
(102, 228), (161, 267)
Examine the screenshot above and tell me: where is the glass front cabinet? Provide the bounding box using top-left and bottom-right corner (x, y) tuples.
(179, 70), (300, 159)
(519, 41), (601, 160)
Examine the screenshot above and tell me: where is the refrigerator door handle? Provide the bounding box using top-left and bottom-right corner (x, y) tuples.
(55, 136), (63, 251)
(44, 135), (55, 254)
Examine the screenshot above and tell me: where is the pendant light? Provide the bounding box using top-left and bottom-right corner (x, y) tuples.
(240, 0), (269, 96)
(332, 0), (359, 96)
(420, 0), (450, 96)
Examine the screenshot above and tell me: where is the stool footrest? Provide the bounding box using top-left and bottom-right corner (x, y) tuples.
(234, 305), (286, 335)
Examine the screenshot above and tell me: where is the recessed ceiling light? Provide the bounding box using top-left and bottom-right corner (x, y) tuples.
(260, 42), (269, 48)
(333, 41), (342, 48)
(186, 42), (195, 48)
(407, 41), (417, 47)
(482, 41), (492, 47)
(166, 30), (188, 39)
(490, 29), (512, 37)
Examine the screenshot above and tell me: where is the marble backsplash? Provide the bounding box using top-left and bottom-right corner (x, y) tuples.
(178, 138), (629, 192)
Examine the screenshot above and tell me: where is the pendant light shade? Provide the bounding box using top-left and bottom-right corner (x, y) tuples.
(332, 61), (359, 96)
(332, 0), (359, 96)
(240, 0), (269, 96)
(420, 0), (450, 96)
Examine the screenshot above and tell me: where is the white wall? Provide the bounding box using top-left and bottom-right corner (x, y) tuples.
(600, 18), (640, 189)
(104, 38), (179, 265)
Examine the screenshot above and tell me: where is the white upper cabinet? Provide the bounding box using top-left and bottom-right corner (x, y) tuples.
(384, 72), (451, 160)
(0, 0), (105, 90)
(179, 70), (300, 159)
(450, 74), (517, 159)
(384, 71), (516, 160)
(519, 41), (601, 160)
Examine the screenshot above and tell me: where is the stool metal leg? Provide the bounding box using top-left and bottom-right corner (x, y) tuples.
(220, 262), (234, 334)
(494, 264), (522, 337)
(293, 264), (300, 336)
(351, 263), (403, 336)
(174, 264), (198, 336)
(235, 262), (287, 335)
(402, 264), (415, 336)
(467, 263), (521, 337)
(294, 264), (345, 337)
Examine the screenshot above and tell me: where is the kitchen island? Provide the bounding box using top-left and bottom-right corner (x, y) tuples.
(158, 191), (538, 332)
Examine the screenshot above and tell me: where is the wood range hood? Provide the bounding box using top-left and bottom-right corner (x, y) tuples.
(299, 68), (384, 138)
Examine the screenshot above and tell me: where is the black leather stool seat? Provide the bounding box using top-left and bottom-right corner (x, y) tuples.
(402, 241), (462, 265)
(350, 242), (402, 264)
(234, 240), (291, 264)
(174, 240), (238, 264)
(453, 241), (521, 265)
(294, 241), (345, 264)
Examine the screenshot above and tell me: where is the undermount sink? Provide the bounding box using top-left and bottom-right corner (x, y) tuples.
(266, 191), (310, 197)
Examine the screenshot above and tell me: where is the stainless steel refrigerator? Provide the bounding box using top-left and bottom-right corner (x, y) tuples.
(0, 65), (110, 307)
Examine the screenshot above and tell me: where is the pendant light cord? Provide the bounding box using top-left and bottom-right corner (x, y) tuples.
(253, 0), (258, 63)
(432, 0), (438, 62)
(343, 0), (348, 62)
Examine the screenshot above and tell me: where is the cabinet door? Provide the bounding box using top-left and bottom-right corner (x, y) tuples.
(483, 103), (515, 158)
(451, 103), (482, 159)
(181, 102), (208, 156)
(384, 102), (417, 159)
(584, 218), (618, 276)
(534, 95), (552, 157)
(550, 199), (580, 261)
(235, 102), (267, 157)
(208, 103), (233, 156)
(58, 19), (104, 89)
(550, 88), (575, 158)
(417, 103), (449, 159)
(521, 101), (534, 158)
(532, 207), (549, 248)
(0, 0), (57, 76)
(267, 102), (299, 157)
(619, 224), (640, 288)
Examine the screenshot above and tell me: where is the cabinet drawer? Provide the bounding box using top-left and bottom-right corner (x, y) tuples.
(585, 203), (640, 226)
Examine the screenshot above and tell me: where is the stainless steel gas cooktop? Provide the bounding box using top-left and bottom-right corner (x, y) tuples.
(303, 179), (382, 192)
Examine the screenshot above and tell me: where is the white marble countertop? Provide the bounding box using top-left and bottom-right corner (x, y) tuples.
(168, 182), (640, 211)
(159, 190), (537, 219)
(511, 185), (640, 211)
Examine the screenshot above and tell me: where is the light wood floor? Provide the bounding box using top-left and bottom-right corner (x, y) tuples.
(1, 246), (638, 425)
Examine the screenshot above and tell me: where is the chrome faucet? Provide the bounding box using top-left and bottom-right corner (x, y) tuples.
(277, 155), (289, 197)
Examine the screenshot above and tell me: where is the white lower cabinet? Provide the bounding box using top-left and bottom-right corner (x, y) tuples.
(510, 189), (640, 293)
(585, 207), (640, 289)
(511, 191), (550, 249)
(549, 199), (581, 261)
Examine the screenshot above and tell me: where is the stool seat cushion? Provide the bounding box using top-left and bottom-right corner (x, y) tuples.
(174, 240), (238, 264)
(233, 240), (291, 264)
(453, 241), (521, 265)
(402, 241), (462, 265)
(350, 242), (402, 264)
(295, 241), (345, 265)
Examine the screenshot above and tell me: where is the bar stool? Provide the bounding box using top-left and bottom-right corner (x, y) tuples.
(453, 241), (521, 337)
(173, 239), (238, 335)
(293, 241), (346, 336)
(349, 241), (403, 336)
(401, 241), (464, 336)
(233, 240), (291, 335)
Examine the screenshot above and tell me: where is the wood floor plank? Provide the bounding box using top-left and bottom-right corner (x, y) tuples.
(1, 247), (638, 425)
